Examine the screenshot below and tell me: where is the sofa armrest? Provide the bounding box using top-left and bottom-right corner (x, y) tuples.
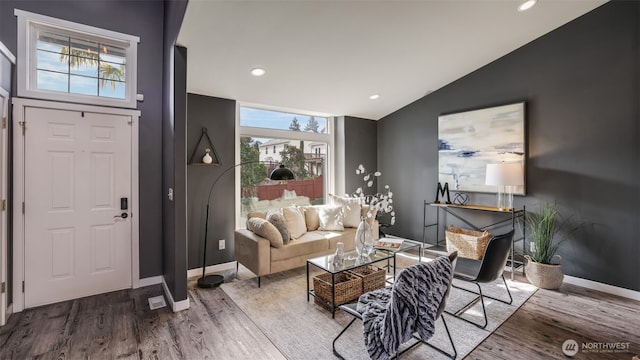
(235, 229), (271, 277)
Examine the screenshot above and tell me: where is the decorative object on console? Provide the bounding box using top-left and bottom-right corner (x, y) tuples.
(438, 102), (525, 194)
(435, 182), (451, 204)
(198, 161), (294, 288)
(524, 202), (565, 289)
(452, 192), (469, 205)
(485, 162), (524, 210)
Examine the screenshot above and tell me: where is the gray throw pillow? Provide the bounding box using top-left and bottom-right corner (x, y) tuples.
(246, 217), (284, 248)
(268, 212), (290, 245)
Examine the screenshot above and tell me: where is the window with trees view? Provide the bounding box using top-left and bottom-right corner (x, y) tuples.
(239, 106), (333, 224)
(16, 10), (139, 108)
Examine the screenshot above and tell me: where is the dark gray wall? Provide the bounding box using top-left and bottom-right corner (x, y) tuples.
(0, 0), (169, 289)
(162, 2), (189, 302)
(344, 116), (378, 195)
(186, 94), (236, 270)
(378, 1), (639, 291)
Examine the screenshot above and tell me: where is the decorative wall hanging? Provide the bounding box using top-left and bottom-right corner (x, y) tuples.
(438, 102), (526, 194)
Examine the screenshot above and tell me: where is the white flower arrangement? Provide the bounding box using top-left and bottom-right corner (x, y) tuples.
(353, 164), (396, 225)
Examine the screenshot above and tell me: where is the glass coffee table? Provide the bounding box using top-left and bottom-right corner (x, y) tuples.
(306, 237), (423, 318)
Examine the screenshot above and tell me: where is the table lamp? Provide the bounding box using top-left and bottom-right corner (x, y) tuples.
(485, 162), (524, 210)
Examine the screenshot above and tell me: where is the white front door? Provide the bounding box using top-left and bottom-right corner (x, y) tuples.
(23, 106), (133, 308)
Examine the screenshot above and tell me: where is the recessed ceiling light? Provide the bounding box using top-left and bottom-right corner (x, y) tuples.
(250, 67), (266, 76)
(518, 0), (537, 12)
(369, 94), (380, 100)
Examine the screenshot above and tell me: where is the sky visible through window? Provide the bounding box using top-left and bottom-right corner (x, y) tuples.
(240, 107), (327, 133)
(36, 33), (126, 99)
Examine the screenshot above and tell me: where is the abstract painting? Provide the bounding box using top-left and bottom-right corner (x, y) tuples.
(438, 102), (525, 194)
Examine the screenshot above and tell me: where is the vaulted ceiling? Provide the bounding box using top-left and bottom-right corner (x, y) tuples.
(178, 1), (607, 120)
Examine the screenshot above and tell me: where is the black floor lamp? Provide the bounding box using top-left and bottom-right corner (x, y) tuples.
(197, 162), (295, 288)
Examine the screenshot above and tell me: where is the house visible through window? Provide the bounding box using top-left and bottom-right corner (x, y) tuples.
(238, 106), (333, 225)
(16, 10), (139, 108)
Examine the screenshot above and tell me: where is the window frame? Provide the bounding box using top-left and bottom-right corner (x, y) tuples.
(15, 9), (140, 109)
(236, 103), (335, 228)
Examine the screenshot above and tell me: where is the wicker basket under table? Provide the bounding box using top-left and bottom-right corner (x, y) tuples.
(349, 265), (386, 293)
(445, 226), (491, 260)
(313, 272), (362, 310)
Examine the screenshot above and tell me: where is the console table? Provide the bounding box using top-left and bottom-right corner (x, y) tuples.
(422, 201), (526, 279)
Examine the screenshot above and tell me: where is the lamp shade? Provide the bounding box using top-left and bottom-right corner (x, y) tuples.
(485, 162), (524, 186)
(269, 164), (295, 180)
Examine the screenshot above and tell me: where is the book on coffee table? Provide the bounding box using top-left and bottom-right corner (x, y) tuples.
(374, 238), (404, 251)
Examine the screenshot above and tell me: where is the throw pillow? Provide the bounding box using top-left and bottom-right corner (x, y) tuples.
(283, 206), (307, 240)
(246, 217), (283, 248)
(318, 205), (344, 231)
(267, 212), (290, 245)
(329, 194), (361, 228)
(247, 211), (267, 220)
(299, 205), (320, 231)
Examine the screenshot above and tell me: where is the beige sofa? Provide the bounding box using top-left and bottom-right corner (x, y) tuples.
(235, 201), (378, 286)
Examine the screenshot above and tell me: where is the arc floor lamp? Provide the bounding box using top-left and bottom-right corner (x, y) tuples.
(197, 162), (295, 288)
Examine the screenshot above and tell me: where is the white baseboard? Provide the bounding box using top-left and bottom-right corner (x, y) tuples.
(187, 261), (237, 279)
(161, 277), (190, 312)
(135, 275), (163, 288)
(564, 275), (640, 301)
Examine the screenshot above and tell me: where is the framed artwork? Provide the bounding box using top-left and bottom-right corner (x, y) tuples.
(438, 102), (526, 195)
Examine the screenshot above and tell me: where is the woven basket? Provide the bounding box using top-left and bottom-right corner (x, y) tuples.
(313, 272), (362, 309)
(445, 226), (491, 260)
(524, 255), (564, 289)
(349, 265), (386, 293)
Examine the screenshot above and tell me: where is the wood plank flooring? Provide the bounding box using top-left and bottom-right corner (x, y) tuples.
(1, 274), (638, 359)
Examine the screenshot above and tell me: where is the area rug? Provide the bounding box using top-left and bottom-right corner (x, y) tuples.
(221, 254), (537, 360)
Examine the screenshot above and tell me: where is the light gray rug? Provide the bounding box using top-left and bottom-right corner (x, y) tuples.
(221, 254), (537, 360)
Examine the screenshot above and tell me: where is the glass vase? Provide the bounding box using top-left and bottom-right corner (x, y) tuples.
(355, 217), (374, 258)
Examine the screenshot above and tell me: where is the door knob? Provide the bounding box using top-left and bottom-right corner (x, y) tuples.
(114, 213), (128, 219)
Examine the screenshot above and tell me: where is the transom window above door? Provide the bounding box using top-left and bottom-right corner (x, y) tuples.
(15, 10), (139, 109)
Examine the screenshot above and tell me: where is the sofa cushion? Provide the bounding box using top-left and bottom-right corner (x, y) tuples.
(327, 228), (357, 251)
(330, 194), (361, 228)
(283, 206), (307, 240)
(271, 231), (330, 261)
(246, 217), (283, 248)
(299, 205), (320, 231)
(318, 205), (344, 231)
(267, 212), (290, 245)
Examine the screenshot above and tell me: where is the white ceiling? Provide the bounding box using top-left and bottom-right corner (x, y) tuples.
(178, 0), (607, 120)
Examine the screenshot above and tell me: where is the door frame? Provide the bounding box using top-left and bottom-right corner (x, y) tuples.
(0, 88), (8, 325)
(12, 98), (140, 312)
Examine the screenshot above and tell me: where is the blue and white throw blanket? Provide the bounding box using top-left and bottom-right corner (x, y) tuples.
(356, 257), (452, 360)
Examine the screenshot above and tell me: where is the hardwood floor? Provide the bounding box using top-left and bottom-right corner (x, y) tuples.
(1, 274), (638, 359)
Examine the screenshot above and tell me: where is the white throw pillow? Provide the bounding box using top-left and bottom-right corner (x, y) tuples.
(329, 194), (362, 228)
(282, 206), (307, 240)
(318, 205), (344, 231)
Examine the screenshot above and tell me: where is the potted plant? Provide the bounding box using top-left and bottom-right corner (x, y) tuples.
(525, 202), (565, 289)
